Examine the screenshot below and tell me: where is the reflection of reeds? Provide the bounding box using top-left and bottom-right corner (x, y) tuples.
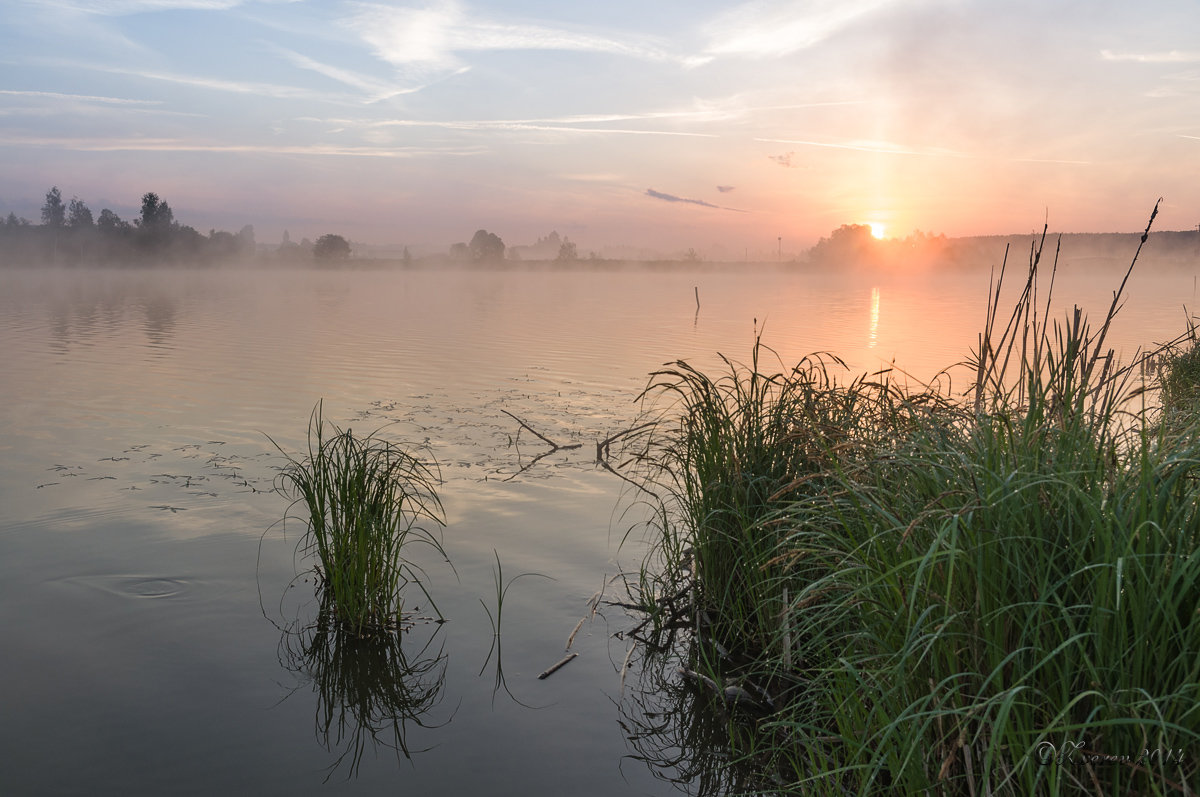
(621, 204), (1200, 794)
(270, 401), (447, 634)
(278, 605), (449, 780)
(617, 637), (787, 796)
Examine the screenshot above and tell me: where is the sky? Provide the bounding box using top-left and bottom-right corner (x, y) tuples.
(2, 0), (1199, 257)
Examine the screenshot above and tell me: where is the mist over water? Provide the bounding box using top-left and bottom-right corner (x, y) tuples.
(1, 251), (1196, 794)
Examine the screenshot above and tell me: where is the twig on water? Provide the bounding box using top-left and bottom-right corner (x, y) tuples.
(500, 409), (581, 451)
(537, 652), (578, 680)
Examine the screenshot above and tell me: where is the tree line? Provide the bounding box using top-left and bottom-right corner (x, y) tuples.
(0, 187), (362, 267)
(0, 187), (263, 266)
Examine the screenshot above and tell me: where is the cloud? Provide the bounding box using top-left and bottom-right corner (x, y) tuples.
(81, 63), (345, 102)
(267, 45), (424, 102)
(703, 0), (896, 59)
(716, 185), (735, 192)
(1101, 50), (1200, 64)
(0, 89), (161, 105)
(344, 1), (697, 72)
(0, 133), (484, 158)
(39, 0), (246, 12)
(356, 117), (718, 138)
(758, 137), (966, 157)
(768, 151), (798, 167)
(646, 189), (746, 212)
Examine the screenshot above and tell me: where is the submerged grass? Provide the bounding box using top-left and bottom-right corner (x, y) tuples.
(626, 204), (1200, 794)
(271, 401), (447, 635)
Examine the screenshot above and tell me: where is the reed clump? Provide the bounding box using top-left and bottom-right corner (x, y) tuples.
(272, 402), (446, 636)
(628, 204), (1200, 794)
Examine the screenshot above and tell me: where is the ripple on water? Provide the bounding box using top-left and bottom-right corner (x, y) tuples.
(64, 574), (197, 600)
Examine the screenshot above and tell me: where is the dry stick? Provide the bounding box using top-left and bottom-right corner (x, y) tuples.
(565, 617), (586, 651)
(618, 644), (636, 695)
(537, 652), (578, 680)
(500, 409), (582, 451)
(595, 421), (657, 463)
(597, 458), (659, 498)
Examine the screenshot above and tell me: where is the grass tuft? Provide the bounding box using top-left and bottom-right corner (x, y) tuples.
(271, 401), (447, 636)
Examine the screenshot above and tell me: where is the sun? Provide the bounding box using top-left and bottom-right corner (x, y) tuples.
(867, 222), (887, 240)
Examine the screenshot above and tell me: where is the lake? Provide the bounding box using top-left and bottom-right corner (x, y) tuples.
(1, 250), (1195, 795)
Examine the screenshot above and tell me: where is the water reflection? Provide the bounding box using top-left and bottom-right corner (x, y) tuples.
(619, 637), (795, 795)
(276, 605), (450, 780)
(867, 286), (880, 349)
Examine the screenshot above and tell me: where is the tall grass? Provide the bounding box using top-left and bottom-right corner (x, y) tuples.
(271, 402), (447, 635)
(626, 206), (1200, 794)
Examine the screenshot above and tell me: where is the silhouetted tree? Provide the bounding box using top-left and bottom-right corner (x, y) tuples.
(556, 239), (578, 262)
(67, 197), (93, 228)
(468, 229), (504, 262)
(808, 224), (878, 264)
(41, 187), (66, 227)
(138, 192), (174, 231)
(313, 233), (351, 262)
(97, 209), (128, 233)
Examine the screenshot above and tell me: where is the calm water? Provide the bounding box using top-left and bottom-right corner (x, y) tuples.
(0, 256), (1194, 795)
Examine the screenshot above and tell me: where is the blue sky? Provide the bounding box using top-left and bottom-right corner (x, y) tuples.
(2, 0), (1199, 256)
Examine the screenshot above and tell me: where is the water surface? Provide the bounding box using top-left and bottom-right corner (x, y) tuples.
(1, 256), (1194, 795)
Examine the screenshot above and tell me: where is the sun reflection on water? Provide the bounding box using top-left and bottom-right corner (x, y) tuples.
(868, 286), (880, 349)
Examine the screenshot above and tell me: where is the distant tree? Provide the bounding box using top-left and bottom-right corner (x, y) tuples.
(138, 192), (174, 231)
(277, 229), (303, 262)
(468, 229), (505, 262)
(68, 197), (93, 228)
(236, 224), (256, 258)
(313, 233), (351, 262)
(41, 187), (66, 227)
(402, 246), (412, 266)
(207, 229), (239, 259)
(556, 239), (578, 262)
(808, 224), (878, 264)
(97, 208), (129, 232)
(449, 242), (469, 260)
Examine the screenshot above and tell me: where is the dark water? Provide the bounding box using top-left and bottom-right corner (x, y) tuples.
(0, 260), (1193, 795)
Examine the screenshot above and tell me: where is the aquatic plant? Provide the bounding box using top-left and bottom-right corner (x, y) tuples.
(271, 401), (447, 635)
(625, 203), (1200, 794)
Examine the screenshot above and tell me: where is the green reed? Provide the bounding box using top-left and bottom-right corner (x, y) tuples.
(271, 402), (447, 635)
(627, 203), (1200, 794)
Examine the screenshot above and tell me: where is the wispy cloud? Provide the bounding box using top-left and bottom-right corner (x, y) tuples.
(716, 185), (735, 192)
(1101, 50), (1200, 64)
(0, 134), (484, 158)
(0, 89), (161, 105)
(344, 116), (719, 138)
(41, 0), (282, 14)
(768, 151), (799, 167)
(344, 1), (699, 72)
(703, 0), (897, 59)
(646, 189), (746, 212)
(757, 136), (965, 157)
(267, 44), (423, 101)
(81, 63), (342, 102)
(1009, 157), (1092, 165)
